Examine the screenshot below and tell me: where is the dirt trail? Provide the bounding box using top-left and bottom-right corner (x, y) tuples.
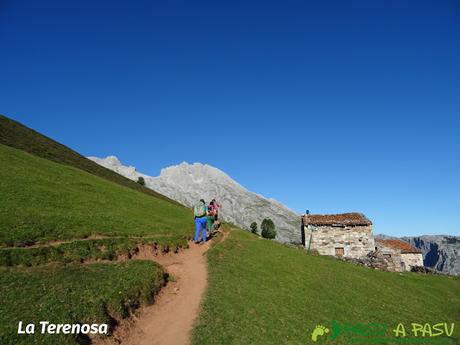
(98, 229), (228, 345)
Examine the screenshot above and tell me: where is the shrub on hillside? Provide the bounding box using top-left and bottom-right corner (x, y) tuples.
(250, 222), (258, 234)
(137, 176), (145, 186)
(261, 218), (276, 239)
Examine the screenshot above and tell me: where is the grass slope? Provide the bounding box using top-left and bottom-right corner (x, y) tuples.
(0, 260), (165, 345)
(0, 143), (193, 247)
(193, 229), (460, 345)
(0, 236), (186, 267)
(0, 114), (178, 204)
(0, 118), (195, 345)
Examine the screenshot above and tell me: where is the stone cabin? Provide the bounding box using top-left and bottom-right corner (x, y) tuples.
(301, 213), (375, 259)
(375, 239), (424, 272)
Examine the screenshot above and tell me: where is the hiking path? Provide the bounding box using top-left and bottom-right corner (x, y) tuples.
(96, 228), (229, 345)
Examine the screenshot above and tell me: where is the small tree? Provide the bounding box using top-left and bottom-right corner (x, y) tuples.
(261, 218), (276, 239)
(250, 222), (258, 234)
(137, 176), (145, 186)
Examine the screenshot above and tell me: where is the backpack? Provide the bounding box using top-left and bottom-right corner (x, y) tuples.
(194, 202), (207, 217)
(207, 205), (217, 216)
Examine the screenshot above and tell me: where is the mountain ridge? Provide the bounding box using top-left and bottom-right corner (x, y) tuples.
(88, 155), (301, 243)
(89, 155), (459, 275)
(376, 234), (459, 275)
(402, 235), (460, 276)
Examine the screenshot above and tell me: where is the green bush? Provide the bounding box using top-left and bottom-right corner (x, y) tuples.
(137, 176), (146, 186)
(261, 218), (276, 239)
(250, 222), (258, 234)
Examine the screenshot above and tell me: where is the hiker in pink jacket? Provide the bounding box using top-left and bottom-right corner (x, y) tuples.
(207, 199), (221, 232)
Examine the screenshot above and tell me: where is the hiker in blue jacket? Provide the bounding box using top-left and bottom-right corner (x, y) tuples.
(193, 199), (208, 244)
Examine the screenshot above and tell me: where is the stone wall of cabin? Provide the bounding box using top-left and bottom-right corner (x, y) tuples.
(401, 253), (424, 270)
(305, 225), (375, 259)
(375, 243), (424, 272)
(374, 243), (403, 272)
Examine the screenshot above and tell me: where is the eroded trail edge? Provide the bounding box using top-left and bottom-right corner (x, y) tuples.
(96, 229), (228, 345)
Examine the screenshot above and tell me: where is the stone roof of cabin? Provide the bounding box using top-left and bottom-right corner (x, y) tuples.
(376, 239), (422, 254)
(304, 213), (372, 226)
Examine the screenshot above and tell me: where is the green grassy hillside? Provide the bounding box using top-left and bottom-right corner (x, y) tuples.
(0, 114), (178, 204)
(0, 118), (195, 344)
(2, 115), (458, 345)
(0, 143), (192, 248)
(0, 260), (165, 345)
(193, 228), (460, 345)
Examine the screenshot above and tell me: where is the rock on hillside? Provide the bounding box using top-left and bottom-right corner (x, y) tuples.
(401, 235), (460, 276)
(88, 156), (301, 243)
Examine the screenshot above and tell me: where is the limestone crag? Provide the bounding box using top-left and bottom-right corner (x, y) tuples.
(88, 156), (301, 243)
(401, 235), (460, 276)
(376, 234), (459, 276)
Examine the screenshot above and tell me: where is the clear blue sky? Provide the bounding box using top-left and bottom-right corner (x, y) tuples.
(1, 0), (459, 236)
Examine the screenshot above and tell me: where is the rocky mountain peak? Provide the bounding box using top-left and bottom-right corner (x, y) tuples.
(104, 155), (122, 166)
(88, 156), (301, 243)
